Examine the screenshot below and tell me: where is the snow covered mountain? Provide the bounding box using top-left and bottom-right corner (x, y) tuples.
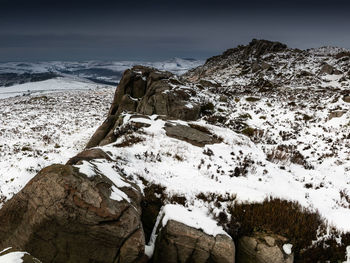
(0, 40), (350, 262)
(0, 58), (203, 87)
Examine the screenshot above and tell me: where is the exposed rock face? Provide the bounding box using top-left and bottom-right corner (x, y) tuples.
(86, 66), (201, 148)
(328, 110), (346, 120)
(319, 63), (342, 75)
(137, 79), (200, 121)
(236, 234), (293, 263)
(164, 123), (221, 147)
(86, 114), (118, 148)
(0, 164), (145, 263)
(153, 220), (235, 263)
(66, 148), (112, 165)
(343, 95), (350, 103)
(243, 39), (288, 59)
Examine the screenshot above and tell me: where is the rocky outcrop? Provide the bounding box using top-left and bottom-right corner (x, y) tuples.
(343, 95), (350, 103)
(236, 234), (293, 263)
(328, 110), (346, 120)
(164, 122), (221, 147)
(86, 114), (119, 148)
(153, 220), (235, 263)
(319, 63), (342, 75)
(0, 163), (145, 263)
(137, 79), (200, 121)
(66, 148), (113, 165)
(86, 66), (201, 148)
(243, 39), (287, 59)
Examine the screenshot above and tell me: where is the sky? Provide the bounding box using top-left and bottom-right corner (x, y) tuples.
(0, 0), (350, 61)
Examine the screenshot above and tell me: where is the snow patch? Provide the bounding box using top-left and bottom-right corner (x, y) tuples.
(161, 204), (229, 237)
(0, 248), (30, 263)
(283, 243), (293, 255)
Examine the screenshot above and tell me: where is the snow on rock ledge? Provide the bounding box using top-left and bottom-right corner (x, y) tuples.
(150, 204), (235, 263)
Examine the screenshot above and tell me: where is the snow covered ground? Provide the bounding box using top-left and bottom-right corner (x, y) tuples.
(74, 112), (350, 232)
(0, 77), (103, 99)
(0, 86), (115, 204)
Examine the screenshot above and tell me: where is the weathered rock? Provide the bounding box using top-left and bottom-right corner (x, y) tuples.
(343, 95), (350, 103)
(0, 248), (42, 263)
(328, 110), (346, 120)
(251, 62), (261, 72)
(0, 164), (145, 263)
(253, 77), (275, 92)
(137, 80), (200, 121)
(66, 148), (112, 165)
(109, 68), (148, 116)
(117, 94), (138, 114)
(153, 220), (235, 263)
(335, 51), (350, 59)
(164, 123), (221, 147)
(244, 39), (287, 58)
(320, 63), (342, 75)
(199, 79), (221, 88)
(86, 114), (118, 148)
(236, 234), (293, 263)
(87, 66), (201, 148)
(261, 62), (271, 70)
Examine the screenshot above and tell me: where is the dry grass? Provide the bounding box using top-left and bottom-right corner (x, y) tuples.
(222, 198), (349, 262)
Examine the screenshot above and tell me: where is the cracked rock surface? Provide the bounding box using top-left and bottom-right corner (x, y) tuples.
(237, 233), (293, 263)
(0, 163), (145, 263)
(153, 220), (235, 263)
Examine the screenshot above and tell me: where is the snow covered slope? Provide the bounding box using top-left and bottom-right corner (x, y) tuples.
(0, 77), (105, 99)
(0, 87), (114, 202)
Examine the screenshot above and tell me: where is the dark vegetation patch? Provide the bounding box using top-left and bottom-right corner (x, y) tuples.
(245, 97), (261, 102)
(222, 198), (349, 262)
(200, 101), (215, 116)
(240, 127), (264, 142)
(114, 121), (149, 138)
(135, 151), (162, 163)
(241, 127), (255, 137)
(339, 189), (350, 208)
(267, 144), (313, 169)
(204, 115), (227, 126)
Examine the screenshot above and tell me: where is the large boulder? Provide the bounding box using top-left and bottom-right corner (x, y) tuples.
(319, 63), (342, 75)
(0, 163), (145, 263)
(152, 205), (235, 263)
(153, 220), (235, 263)
(164, 123), (221, 147)
(136, 79), (200, 121)
(343, 95), (350, 103)
(236, 233), (293, 263)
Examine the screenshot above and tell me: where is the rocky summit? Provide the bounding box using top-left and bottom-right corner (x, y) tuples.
(0, 39), (350, 262)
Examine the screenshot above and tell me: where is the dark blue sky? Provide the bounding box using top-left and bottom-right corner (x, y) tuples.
(0, 0), (349, 61)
